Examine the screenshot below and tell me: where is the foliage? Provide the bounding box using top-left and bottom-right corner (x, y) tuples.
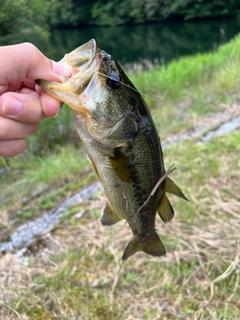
(26, 104), (76, 156)
(1, 0), (239, 46)
(0, 0), (50, 48)
(49, 0), (240, 27)
(174, 0), (240, 20)
(91, 0), (130, 26)
(49, 0), (96, 26)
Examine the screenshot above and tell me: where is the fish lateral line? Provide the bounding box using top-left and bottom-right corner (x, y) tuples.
(130, 163), (176, 220)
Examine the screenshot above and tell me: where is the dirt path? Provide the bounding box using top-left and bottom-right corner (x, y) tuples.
(162, 102), (240, 148)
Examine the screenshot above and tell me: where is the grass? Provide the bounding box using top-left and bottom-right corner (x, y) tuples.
(129, 34), (240, 138)
(131, 33), (240, 101)
(1, 133), (239, 318)
(1, 34), (240, 319)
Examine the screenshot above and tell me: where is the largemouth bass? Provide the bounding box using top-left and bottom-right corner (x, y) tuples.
(37, 39), (187, 260)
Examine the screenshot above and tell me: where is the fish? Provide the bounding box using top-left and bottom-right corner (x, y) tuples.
(37, 39), (187, 260)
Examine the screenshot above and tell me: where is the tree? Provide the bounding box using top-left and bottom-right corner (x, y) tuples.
(0, 0), (50, 49)
(49, 0), (95, 27)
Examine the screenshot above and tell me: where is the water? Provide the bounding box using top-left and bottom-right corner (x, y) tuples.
(49, 19), (240, 63)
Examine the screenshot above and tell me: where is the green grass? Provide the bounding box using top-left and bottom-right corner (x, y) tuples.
(1, 130), (239, 319)
(1, 34), (240, 320)
(131, 33), (240, 102)
(0, 144), (91, 206)
(129, 34), (240, 138)
(12, 144), (89, 185)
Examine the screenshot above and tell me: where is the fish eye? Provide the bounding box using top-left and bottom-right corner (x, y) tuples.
(107, 72), (122, 90)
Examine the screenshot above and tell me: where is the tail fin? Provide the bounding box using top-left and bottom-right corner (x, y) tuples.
(122, 232), (166, 260)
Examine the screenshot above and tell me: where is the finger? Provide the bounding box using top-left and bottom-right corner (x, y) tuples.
(0, 92), (43, 123)
(0, 79), (36, 95)
(0, 139), (27, 157)
(0, 43), (72, 84)
(40, 91), (61, 117)
(0, 82), (22, 95)
(20, 88), (61, 117)
(0, 92), (61, 122)
(0, 116), (38, 140)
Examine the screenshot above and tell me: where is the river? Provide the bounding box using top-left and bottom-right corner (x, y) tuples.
(49, 19), (240, 64)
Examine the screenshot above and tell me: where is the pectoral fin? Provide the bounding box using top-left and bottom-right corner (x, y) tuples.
(122, 233), (166, 260)
(165, 177), (188, 200)
(108, 148), (136, 183)
(101, 202), (122, 225)
(157, 193), (174, 223)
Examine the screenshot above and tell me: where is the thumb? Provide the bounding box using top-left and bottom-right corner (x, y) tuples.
(0, 43), (72, 84)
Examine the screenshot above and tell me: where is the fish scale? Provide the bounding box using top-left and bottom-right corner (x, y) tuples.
(37, 39), (187, 260)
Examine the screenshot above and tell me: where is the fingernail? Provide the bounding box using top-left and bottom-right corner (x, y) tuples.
(2, 97), (23, 117)
(52, 61), (72, 78)
(53, 109), (59, 118)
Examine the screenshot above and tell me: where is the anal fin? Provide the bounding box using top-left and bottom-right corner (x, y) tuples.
(157, 193), (174, 223)
(101, 202), (122, 225)
(165, 177), (188, 201)
(122, 232), (166, 260)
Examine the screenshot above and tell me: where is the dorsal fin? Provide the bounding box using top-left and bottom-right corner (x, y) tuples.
(101, 202), (122, 225)
(157, 193), (174, 223)
(165, 177), (188, 200)
(122, 232), (166, 260)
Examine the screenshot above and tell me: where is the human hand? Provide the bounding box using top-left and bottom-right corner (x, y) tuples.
(0, 42), (72, 157)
